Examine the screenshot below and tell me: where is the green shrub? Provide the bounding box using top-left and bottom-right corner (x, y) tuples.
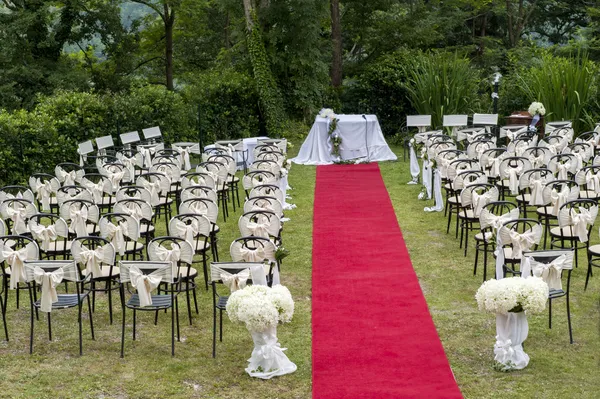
(183, 68), (261, 143)
(404, 52), (481, 128)
(516, 52), (598, 132)
(342, 49), (415, 136)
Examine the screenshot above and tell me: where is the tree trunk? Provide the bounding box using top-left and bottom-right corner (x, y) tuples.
(164, 4), (174, 90)
(242, 0), (254, 30)
(330, 0), (342, 88)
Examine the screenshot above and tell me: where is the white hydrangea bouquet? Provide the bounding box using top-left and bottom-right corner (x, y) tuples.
(476, 277), (549, 371)
(475, 277), (548, 315)
(226, 285), (297, 379)
(318, 108), (336, 120)
(528, 102), (546, 116)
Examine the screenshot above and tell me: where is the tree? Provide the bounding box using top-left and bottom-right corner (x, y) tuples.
(330, 0), (342, 88)
(505, 0), (537, 47)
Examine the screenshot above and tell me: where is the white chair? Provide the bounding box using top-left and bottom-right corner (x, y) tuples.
(407, 115), (432, 133)
(443, 115), (468, 137)
(95, 135), (115, 155)
(77, 140), (95, 167)
(142, 126), (163, 143)
(472, 113), (498, 133)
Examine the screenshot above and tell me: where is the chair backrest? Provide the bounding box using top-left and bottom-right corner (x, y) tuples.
(556, 199), (598, 242)
(28, 213), (69, 251)
(0, 198), (38, 235)
(208, 154), (237, 176)
(255, 151), (285, 165)
(459, 183), (499, 216)
(0, 236), (39, 287)
(169, 214), (212, 251)
(242, 171), (277, 191)
(575, 165), (600, 192)
(59, 199), (100, 237)
(230, 237), (277, 265)
(0, 185), (35, 203)
(407, 115), (431, 128)
(250, 160), (281, 175)
(452, 170), (486, 191)
(238, 210), (281, 239)
(114, 199), (154, 222)
(249, 184), (284, 204)
(179, 198), (219, 224)
(0, 219), (5, 237)
(466, 140), (494, 160)
(119, 260), (173, 284)
(23, 260), (80, 285)
(498, 218), (543, 259)
(147, 237), (194, 277)
(181, 172), (216, 190)
(210, 261), (268, 291)
(180, 186), (218, 203)
(243, 196), (283, 217)
(57, 185), (94, 205)
(446, 159), (481, 181)
(150, 162), (181, 183)
(137, 172), (171, 199)
(253, 144), (280, 157)
(548, 154), (578, 179)
(472, 113), (498, 126)
(98, 213), (141, 256)
(443, 115), (468, 127)
(518, 168), (554, 193)
(521, 249), (574, 291)
(197, 162), (228, 187)
(80, 174), (114, 203)
(71, 236), (116, 277)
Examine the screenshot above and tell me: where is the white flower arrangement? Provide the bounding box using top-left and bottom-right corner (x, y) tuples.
(226, 284), (294, 332)
(475, 277), (549, 315)
(528, 102), (546, 116)
(280, 168), (288, 178)
(285, 159), (292, 170)
(319, 108), (336, 120)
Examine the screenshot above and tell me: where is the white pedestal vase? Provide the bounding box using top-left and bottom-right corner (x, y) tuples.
(494, 311), (529, 370)
(246, 325), (297, 379)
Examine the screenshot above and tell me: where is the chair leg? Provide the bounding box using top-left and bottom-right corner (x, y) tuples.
(175, 297), (180, 341)
(47, 312), (52, 341)
(483, 244), (488, 282)
(212, 305), (217, 358)
(219, 309), (223, 342)
(132, 309), (136, 340)
(87, 295), (95, 340)
(566, 293), (573, 344)
(474, 244), (479, 276)
(171, 301), (175, 357)
(29, 303), (35, 354)
(548, 299), (552, 329)
(585, 252), (593, 290)
(121, 307), (126, 358)
(0, 296), (7, 341)
(107, 281), (113, 325)
(78, 303), (83, 356)
(186, 282), (193, 326)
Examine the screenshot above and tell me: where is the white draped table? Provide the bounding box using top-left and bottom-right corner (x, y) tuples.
(291, 115), (397, 165)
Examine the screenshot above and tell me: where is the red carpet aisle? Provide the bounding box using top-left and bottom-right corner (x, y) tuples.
(312, 163), (462, 399)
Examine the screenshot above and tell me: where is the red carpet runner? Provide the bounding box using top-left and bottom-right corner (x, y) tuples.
(312, 163), (462, 399)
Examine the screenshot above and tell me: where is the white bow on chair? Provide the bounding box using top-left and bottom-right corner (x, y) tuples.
(480, 208), (520, 232)
(106, 170), (125, 189)
(155, 244), (181, 275)
(141, 180), (161, 207)
(220, 269), (250, 292)
(528, 178), (546, 206)
(586, 171), (600, 192)
(529, 154), (546, 169)
(78, 245), (106, 277)
(173, 219), (199, 247)
(179, 147), (192, 171)
(247, 217), (270, 238)
(240, 246), (266, 263)
(57, 169), (79, 186)
(33, 266), (64, 313)
(525, 255), (569, 291)
(2, 246), (29, 289)
(69, 207), (89, 237)
(508, 229), (541, 259)
(488, 157), (502, 179)
(29, 222), (57, 251)
(551, 187), (570, 216)
(139, 148), (153, 168)
(472, 191), (495, 218)
(5, 204), (28, 235)
(82, 180), (105, 203)
(105, 220), (128, 256)
(556, 162), (572, 181)
(32, 178), (53, 210)
(567, 207), (597, 243)
(505, 167), (522, 196)
(119, 155), (138, 181)
(130, 265), (161, 307)
(123, 202), (145, 222)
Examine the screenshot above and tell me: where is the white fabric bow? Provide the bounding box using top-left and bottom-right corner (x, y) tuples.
(220, 269), (250, 292)
(33, 178), (53, 210)
(179, 147), (191, 171)
(123, 202), (145, 222)
(29, 222), (57, 251)
(119, 155), (138, 182)
(6, 204), (28, 234)
(106, 170), (125, 190)
(506, 167), (522, 195)
(568, 208), (596, 242)
(130, 265), (161, 307)
(488, 157), (502, 178)
(173, 219), (199, 247)
(141, 180), (161, 206)
(82, 180), (105, 203)
(3, 246), (29, 289)
(239, 246), (266, 263)
(551, 187), (570, 216)
(472, 191), (494, 217)
(556, 162), (572, 180)
(105, 221), (128, 256)
(529, 255), (568, 290)
(34, 266), (64, 313)
(529, 154), (546, 168)
(69, 206), (89, 237)
(586, 171), (600, 192)
(247, 216), (270, 238)
(140, 147), (153, 168)
(480, 208), (520, 232)
(508, 229), (539, 259)
(528, 179), (545, 206)
(58, 169), (79, 186)
(78, 244), (105, 277)
(155, 244), (181, 275)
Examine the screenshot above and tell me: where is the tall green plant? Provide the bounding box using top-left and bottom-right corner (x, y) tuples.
(517, 53), (598, 132)
(404, 53), (481, 128)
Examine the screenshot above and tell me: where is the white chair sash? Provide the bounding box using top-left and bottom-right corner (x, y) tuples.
(2, 246), (29, 289)
(5, 204), (28, 234)
(472, 191), (495, 217)
(564, 207), (598, 242)
(32, 178), (53, 210)
(247, 218), (270, 238)
(529, 179), (546, 206)
(480, 208), (520, 232)
(78, 244), (107, 277)
(551, 187), (570, 216)
(123, 202), (146, 222)
(220, 269), (250, 292)
(29, 222), (58, 251)
(556, 162), (572, 180)
(508, 228), (541, 259)
(522, 254), (570, 290)
(105, 221), (128, 256)
(57, 169), (79, 186)
(69, 206), (89, 237)
(173, 219), (199, 247)
(33, 266), (64, 313)
(179, 147), (192, 171)
(130, 265), (161, 307)
(240, 246), (266, 263)
(505, 167), (522, 195)
(154, 244), (181, 275)
(141, 180), (161, 206)
(82, 180), (106, 203)
(586, 171), (600, 192)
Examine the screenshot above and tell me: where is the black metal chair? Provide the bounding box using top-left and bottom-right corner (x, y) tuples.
(496, 218), (543, 277)
(118, 260), (178, 357)
(24, 259), (94, 355)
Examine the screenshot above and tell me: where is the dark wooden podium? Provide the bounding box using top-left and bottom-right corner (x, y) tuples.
(504, 111), (544, 136)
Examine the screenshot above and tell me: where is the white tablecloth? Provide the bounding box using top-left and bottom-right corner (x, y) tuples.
(205, 137), (269, 170)
(291, 115), (397, 165)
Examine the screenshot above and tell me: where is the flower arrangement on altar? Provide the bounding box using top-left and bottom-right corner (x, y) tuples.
(476, 277), (548, 315)
(319, 108), (341, 159)
(528, 102), (546, 117)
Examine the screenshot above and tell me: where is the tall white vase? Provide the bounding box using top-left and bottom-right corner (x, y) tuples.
(246, 325), (297, 379)
(494, 311), (530, 370)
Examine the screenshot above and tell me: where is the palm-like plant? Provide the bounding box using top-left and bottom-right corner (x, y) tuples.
(404, 52), (481, 128)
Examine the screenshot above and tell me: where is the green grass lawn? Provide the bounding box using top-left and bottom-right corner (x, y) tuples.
(0, 142), (599, 398)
